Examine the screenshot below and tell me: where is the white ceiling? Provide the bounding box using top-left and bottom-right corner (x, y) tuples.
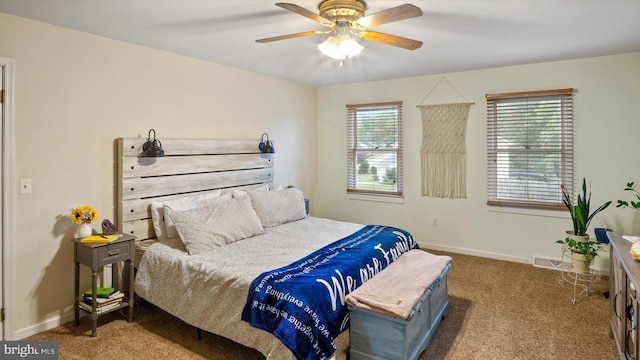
(1, 0), (639, 87)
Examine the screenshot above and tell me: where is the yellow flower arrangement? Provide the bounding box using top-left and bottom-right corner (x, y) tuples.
(70, 205), (98, 224)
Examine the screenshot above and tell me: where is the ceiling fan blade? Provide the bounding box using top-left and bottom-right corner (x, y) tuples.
(355, 4), (423, 28)
(256, 30), (325, 43)
(358, 30), (423, 50)
(275, 3), (334, 26)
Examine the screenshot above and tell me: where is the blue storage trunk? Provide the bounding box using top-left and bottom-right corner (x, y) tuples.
(348, 269), (449, 360)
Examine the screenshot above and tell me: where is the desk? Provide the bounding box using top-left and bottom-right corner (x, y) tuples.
(73, 234), (135, 336)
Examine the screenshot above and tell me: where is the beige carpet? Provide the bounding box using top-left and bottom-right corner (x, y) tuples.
(24, 252), (617, 359)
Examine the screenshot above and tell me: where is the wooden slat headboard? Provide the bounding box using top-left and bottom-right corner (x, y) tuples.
(117, 137), (274, 241)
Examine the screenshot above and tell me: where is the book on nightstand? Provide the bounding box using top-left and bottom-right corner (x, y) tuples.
(78, 300), (121, 313)
(83, 291), (124, 306)
(80, 234), (123, 244)
(83, 287), (118, 299)
(81, 288), (124, 312)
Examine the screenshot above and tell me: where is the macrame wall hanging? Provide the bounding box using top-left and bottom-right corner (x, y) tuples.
(416, 78), (474, 199)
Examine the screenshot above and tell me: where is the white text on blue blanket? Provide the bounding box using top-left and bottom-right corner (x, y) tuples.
(317, 230), (417, 312)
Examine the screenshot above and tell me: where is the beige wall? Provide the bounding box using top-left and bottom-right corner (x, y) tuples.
(0, 13), (318, 337)
(316, 53), (640, 266)
(2, 10), (639, 340)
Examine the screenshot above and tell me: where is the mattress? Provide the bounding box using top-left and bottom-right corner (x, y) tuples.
(134, 239), (158, 268)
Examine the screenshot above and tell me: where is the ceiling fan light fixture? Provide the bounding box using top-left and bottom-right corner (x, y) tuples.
(318, 24), (363, 60)
(258, 2), (423, 58)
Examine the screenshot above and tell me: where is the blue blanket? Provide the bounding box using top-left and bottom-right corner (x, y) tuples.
(241, 225), (419, 360)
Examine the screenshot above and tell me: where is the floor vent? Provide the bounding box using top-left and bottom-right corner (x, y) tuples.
(532, 256), (566, 271)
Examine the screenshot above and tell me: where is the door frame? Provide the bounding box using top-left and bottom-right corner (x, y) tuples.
(1, 56), (16, 340)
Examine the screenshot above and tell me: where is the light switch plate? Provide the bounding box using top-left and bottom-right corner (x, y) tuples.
(20, 178), (32, 194)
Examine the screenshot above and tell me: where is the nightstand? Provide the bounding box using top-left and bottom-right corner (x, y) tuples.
(73, 234), (135, 337)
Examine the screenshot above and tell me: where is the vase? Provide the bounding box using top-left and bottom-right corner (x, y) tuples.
(75, 223), (93, 238)
(565, 231), (590, 242)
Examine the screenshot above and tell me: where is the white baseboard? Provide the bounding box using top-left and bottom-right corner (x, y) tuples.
(14, 266), (119, 340)
(15, 266), (115, 339)
(418, 241), (610, 276)
(14, 312), (75, 340)
(418, 241), (531, 265)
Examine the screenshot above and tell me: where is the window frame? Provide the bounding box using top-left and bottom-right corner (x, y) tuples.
(486, 88), (574, 210)
(347, 101), (403, 197)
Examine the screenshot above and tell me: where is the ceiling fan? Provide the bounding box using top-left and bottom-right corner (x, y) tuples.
(256, 1), (423, 61)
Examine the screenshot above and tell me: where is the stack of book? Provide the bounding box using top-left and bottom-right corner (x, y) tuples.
(79, 287), (125, 313)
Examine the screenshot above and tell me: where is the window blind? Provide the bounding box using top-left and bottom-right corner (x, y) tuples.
(347, 101), (403, 196)
(486, 88), (574, 209)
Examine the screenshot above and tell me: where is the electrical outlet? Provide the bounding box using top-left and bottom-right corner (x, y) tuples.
(432, 217), (438, 226)
(19, 178), (32, 194)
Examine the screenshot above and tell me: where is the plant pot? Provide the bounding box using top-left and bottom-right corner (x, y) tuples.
(570, 252), (593, 273)
(565, 231), (590, 243)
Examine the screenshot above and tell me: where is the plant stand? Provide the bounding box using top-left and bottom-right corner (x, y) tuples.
(558, 245), (603, 304)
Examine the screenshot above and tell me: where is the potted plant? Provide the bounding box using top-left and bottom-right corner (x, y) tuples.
(555, 237), (602, 273)
(617, 181), (640, 210)
(557, 177), (611, 272)
(561, 177), (612, 240)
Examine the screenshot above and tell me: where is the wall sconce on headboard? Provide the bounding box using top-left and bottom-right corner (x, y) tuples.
(259, 133), (275, 154)
(140, 129), (165, 157)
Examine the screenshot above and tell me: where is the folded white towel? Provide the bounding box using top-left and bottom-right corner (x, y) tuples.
(346, 249), (451, 320)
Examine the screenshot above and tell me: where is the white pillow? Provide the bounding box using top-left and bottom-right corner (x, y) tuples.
(249, 188), (306, 228)
(150, 189), (225, 242)
(231, 184), (269, 198)
(163, 193), (232, 240)
(165, 194), (265, 255)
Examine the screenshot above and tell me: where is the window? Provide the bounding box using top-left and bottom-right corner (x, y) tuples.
(486, 88), (574, 209)
(347, 102), (403, 197)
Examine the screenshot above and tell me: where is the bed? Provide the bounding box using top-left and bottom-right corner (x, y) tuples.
(117, 137), (449, 360)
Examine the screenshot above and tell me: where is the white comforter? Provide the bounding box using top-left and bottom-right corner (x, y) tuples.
(134, 217), (363, 360)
